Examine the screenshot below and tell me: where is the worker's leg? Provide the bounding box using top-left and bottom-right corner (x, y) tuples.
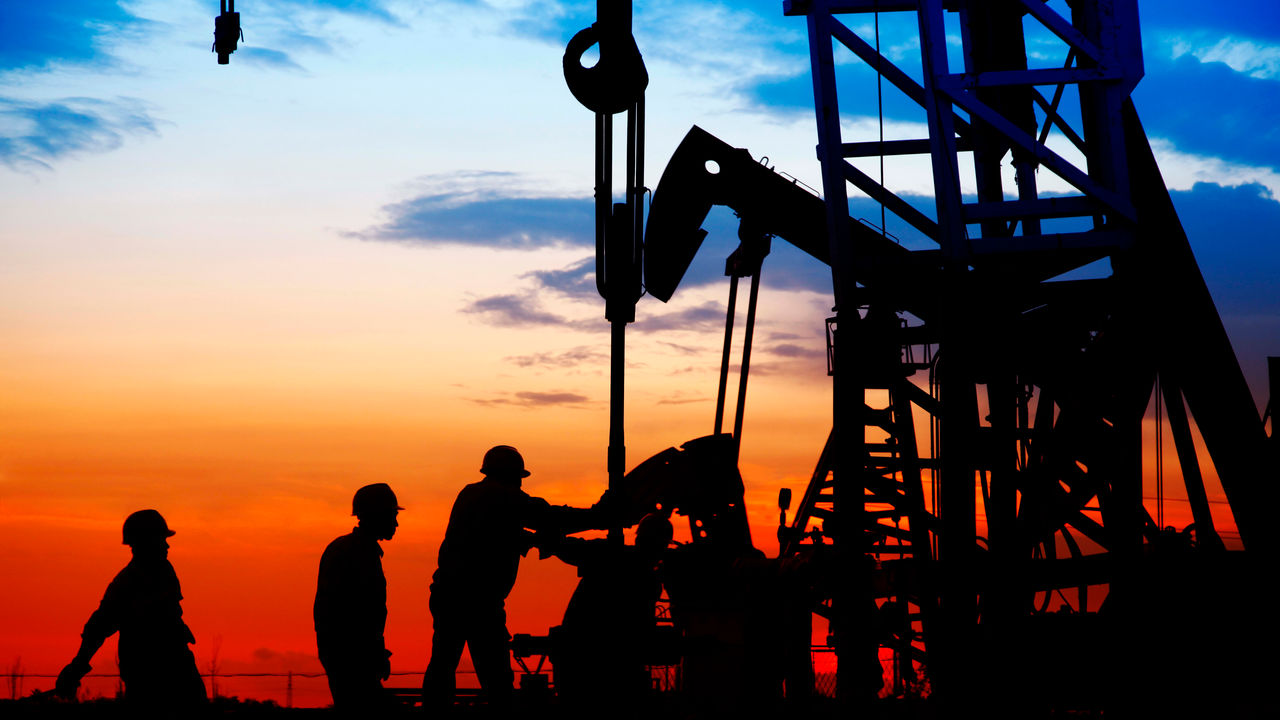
(423, 594), (467, 714)
(468, 605), (514, 713)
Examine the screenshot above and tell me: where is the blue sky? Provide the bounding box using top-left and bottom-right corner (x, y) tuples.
(1, 0), (1278, 400)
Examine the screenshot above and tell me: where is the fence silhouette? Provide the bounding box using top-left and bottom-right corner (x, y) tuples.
(4, 649), (877, 708)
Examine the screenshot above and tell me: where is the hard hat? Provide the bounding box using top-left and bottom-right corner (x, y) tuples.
(352, 483), (403, 517)
(481, 445), (531, 478)
(122, 509), (176, 546)
(636, 513), (674, 549)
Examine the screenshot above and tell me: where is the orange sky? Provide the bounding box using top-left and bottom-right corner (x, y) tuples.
(0, 243), (840, 705)
(1, 305), (1243, 707)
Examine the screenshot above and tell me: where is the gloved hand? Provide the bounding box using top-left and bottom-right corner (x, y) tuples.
(519, 529), (538, 557)
(590, 488), (625, 528)
(531, 531), (564, 560)
(54, 659), (91, 700)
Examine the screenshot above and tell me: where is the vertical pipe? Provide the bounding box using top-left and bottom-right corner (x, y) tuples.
(608, 316), (626, 512)
(732, 271), (762, 462)
(594, 113), (610, 297)
(715, 277), (740, 435)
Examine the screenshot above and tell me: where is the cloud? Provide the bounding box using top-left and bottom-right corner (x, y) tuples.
(0, 96), (158, 170)
(770, 342), (823, 359)
(462, 290), (727, 336)
(658, 341), (702, 356)
(505, 346), (607, 368)
(1149, 138), (1280, 199)
(472, 390), (592, 407)
(1142, 2), (1280, 44)
(524, 256), (597, 298)
(657, 394), (711, 405)
(0, 2), (141, 70)
(355, 172), (593, 248)
(634, 301), (726, 333)
(502, 0), (807, 109)
(1135, 45), (1280, 172)
(462, 293), (574, 327)
(1168, 35), (1280, 80)
(274, 0), (400, 24)
(236, 47), (307, 72)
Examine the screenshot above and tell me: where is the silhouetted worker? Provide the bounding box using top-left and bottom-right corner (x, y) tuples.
(314, 483), (402, 712)
(422, 445), (609, 714)
(544, 512), (673, 719)
(54, 509), (208, 716)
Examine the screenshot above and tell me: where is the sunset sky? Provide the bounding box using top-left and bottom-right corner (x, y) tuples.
(2, 0), (1278, 706)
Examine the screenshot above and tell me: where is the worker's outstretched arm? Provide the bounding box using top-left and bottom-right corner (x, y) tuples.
(56, 580), (123, 699)
(527, 488), (622, 534)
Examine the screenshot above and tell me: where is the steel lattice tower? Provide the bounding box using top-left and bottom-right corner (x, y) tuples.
(775, 0), (1278, 709)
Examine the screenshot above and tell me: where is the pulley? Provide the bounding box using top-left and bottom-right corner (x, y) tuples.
(563, 5), (648, 114)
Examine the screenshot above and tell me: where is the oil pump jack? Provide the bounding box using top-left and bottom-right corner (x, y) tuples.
(563, 0), (1278, 715)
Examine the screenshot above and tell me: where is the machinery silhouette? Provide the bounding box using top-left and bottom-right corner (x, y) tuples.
(200, 0), (1278, 714)
(550, 0), (1279, 716)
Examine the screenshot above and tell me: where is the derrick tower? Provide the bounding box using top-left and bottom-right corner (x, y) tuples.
(771, 0), (1278, 707)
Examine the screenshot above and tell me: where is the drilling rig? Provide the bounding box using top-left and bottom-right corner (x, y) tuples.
(559, 0), (1279, 715)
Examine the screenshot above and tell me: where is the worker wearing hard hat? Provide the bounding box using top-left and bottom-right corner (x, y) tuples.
(54, 510), (208, 713)
(314, 483), (402, 712)
(422, 445), (613, 713)
(544, 512), (674, 718)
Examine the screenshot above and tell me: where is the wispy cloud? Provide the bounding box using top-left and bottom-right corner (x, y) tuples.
(524, 257), (596, 298)
(1165, 33), (1280, 80)
(237, 47), (307, 72)
(770, 342), (823, 359)
(505, 346), (607, 368)
(0, 96), (158, 171)
(656, 393), (710, 405)
(353, 171), (593, 248)
(1150, 138), (1280, 198)
(472, 390), (592, 407)
(461, 291), (724, 336)
(0, 2), (140, 71)
(270, 0), (401, 25)
(632, 301), (726, 333)
(462, 293), (575, 328)
(658, 341), (702, 356)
